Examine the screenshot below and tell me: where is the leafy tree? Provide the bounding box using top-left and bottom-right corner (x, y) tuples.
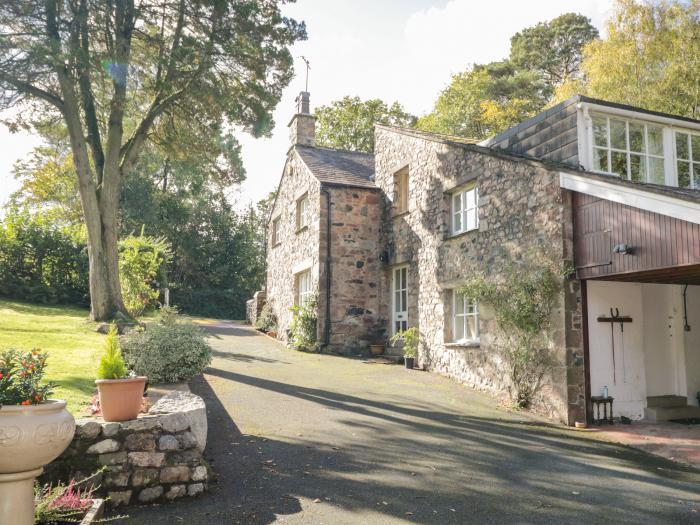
(315, 97), (416, 153)
(0, 0), (305, 320)
(556, 0), (700, 119)
(510, 13), (599, 88)
(417, 61), (546, 140)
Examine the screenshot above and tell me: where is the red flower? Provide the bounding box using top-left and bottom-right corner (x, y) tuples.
(21, 400), (31, 406)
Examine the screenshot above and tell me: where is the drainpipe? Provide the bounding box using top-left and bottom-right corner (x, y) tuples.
(322, 188), (332, 349)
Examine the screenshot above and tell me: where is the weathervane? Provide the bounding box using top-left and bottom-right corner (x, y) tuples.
(299, 55), (311, 92)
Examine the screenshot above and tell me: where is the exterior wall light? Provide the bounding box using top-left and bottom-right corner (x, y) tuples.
(613, 243), (634, 255)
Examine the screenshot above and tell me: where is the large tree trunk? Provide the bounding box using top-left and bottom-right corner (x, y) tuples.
(84, 210), (128, 321)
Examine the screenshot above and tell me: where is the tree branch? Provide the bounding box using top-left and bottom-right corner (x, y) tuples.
(74, 0), (105, 183)
(0, 74), (65, 112)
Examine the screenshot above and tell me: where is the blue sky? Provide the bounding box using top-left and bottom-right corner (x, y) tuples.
(0, 0), (613, 209)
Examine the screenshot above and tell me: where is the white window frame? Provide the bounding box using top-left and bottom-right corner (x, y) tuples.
(296, 194), (310, 231)
(391, 265), (408, 336)
(453, 292), (479, 344)
(674, 130), (700, 189)
(295, 269), (313, 306)
(272, 216), (281, 246)
(452, 185), (479, 235)
(590, 113), (665, 185)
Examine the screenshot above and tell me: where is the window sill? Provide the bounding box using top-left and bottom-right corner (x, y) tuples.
(445, 341), (480, 349)
(392, 210), (410, 219)
(272, 242), (281, 249)
(296, 225), (309, 234)
(445, 228), (479, 241)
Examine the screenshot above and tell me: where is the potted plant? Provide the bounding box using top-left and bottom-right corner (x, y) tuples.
(391, 327), (419, 369)
(95, 324), (147, 422)
(0, 349), (76, 525)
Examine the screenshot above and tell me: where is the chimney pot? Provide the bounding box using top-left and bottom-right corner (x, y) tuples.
(289, 91), (315, 147)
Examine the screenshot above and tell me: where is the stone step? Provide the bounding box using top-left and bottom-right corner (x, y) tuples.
(644, 405), (700, 422)
(647, 395), (688, 408)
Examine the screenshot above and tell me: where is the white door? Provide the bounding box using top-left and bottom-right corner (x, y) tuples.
(392, 265), (408, 335)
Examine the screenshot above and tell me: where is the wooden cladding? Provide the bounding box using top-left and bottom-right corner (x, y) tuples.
(572, 191), (700, 282)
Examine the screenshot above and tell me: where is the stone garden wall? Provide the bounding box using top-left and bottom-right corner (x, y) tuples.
(246, 290), (266, 325)
(43, 391), (209, 508)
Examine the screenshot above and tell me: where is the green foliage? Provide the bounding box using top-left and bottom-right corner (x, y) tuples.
(459, 254), (570, 408)
(315, 96), (416, 152)
(118, 233), (172, 317)
(120, 314), (212, 383)
(96, 324), (127, 380)
(390, 326), (419, 358)
(556, 0), (700, 118)
(255, 302), (277, 332)
(0, 348), (54, 405)
(416, 61), (547, 140)
(289, 294), (318, 352)
(510, 13), (599, 88)
(0, 208), (89, 306)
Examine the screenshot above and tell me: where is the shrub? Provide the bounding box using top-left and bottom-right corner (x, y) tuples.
(121, 313), (212, 383)
(255, 302), (277, 332)
(0, 349), (54, 405)
(390, 326), (419, 358)
(96, 324), (127, 380)
(119, 232), (172, 317)
(289, 294), (318, 351)
(0, 209), (89, 306)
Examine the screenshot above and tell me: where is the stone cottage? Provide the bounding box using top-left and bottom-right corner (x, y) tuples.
(255, 92), (700, 426)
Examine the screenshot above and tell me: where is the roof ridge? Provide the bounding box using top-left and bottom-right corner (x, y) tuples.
(295, 144), (375, 157)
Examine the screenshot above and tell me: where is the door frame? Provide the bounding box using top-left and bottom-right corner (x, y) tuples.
(391, 264), (409, 335)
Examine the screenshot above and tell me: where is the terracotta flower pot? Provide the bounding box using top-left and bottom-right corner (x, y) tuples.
(95, 376), (147, 422)
(0, 399), (75, 525)
(369, 344), (384, 356)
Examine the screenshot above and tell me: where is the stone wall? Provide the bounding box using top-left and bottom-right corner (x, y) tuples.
(43, 391), (209, 507)
(266, 150), (322, 343)
(373, 126), (584, 424)
(317, 186), (384, 354)
(246, 290), (267, 325)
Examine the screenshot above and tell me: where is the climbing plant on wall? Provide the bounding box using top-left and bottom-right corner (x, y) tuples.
(459, 251), (572, 408)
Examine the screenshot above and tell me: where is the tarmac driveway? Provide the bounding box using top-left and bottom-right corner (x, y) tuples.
(120, 321), (699, 524)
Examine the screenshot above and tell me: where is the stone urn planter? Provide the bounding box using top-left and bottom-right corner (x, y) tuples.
(369, 344), (384, 356)
(0, 399), (76, 525)
(95, 376), (147, 422)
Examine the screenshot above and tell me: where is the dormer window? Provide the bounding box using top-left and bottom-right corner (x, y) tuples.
(591, 114), (665, 184)
(675, 132), (700, 189)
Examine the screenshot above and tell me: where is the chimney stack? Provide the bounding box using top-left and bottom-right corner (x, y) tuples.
(289, 91), (315, 147)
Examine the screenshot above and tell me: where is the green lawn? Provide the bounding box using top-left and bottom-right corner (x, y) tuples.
(0, 299), (104, 415)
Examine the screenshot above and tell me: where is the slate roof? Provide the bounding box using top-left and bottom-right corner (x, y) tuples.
(295, 145), (376, 189)
(482, 95), (700, 149)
